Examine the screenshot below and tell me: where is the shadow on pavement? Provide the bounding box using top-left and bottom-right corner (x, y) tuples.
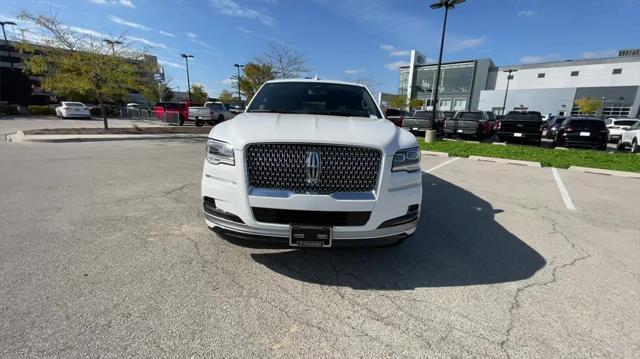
(250, 173), (546, 289)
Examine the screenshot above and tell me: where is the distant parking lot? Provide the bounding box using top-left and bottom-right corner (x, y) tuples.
(1, 139), (637, 358)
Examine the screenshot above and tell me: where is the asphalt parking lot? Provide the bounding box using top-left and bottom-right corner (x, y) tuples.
(0, 139), (638, 358)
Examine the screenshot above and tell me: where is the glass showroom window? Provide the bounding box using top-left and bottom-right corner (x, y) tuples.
(440, 63), (474, 94)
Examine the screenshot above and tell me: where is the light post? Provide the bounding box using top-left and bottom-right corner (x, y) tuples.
(501, 69), (518, 115)
(234, 63), (244, 105)
(103, 39), (122, 55)
(0, 21), (17, 69)
(429, 0), (464, 122)
(181, 53), (193, 102)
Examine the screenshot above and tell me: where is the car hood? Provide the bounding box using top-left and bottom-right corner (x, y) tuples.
(210, 112), (417, 155)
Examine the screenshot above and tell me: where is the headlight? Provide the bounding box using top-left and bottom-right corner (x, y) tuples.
(206, 139), (235, 165)
(392, 147), (420, 172)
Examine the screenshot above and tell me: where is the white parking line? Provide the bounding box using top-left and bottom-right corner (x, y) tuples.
(551, 168), (576, 210)
(424, 157), (459, 174)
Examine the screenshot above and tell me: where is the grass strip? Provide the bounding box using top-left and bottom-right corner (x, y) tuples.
(419, 139), (640, 173)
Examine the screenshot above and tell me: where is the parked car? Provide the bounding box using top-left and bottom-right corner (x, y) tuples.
(605, 118), (639, 143)
(202, 79), (421, 247)
(402, 110), (445, 135)
(188, 101), (235, 126)
(553, 117), (608, 150)
(385, 108), (410, 127)
(55, 102), (91, 119)
(153, 102), (188, 125)
(493, 111), (543, 143)
(228, 104), (244, 114)
(444, 111), (495, 139)
(543, 116), (567, 139)
(617, 120), (640, 153)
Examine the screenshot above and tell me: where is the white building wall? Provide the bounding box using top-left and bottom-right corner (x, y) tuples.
(492, 61), (640, 90)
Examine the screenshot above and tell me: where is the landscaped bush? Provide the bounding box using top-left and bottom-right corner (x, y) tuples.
(0, 104), (19, 115)
(28, 105), (56, 116)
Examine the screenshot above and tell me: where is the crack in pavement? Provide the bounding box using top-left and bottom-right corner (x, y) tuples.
(499, 216), (592, 358)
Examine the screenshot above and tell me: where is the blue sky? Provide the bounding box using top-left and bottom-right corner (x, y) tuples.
(1, 0), (639, 96)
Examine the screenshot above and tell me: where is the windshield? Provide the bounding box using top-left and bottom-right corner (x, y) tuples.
(247, 82), (382, 118)
(412, 111), (433, 119)
(64, 102), (84, 107)
(613, 120), (637, 126)
(568, 120), (606, 129)
(457, 112), (482, 120)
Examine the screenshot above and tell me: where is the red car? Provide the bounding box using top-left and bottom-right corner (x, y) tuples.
(153, 102), (189, 125)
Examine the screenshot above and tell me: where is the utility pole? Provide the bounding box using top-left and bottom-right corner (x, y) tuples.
(501, 69), (518, 115)
(181, 54), (193, 102)
(234, 63), (244, 106)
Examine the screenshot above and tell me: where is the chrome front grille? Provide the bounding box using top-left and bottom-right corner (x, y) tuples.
(245, 144), (382, 195)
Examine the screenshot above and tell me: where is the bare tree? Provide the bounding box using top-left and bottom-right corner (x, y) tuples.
(256, 40), (310, 79)
(348, 77), (383, 92)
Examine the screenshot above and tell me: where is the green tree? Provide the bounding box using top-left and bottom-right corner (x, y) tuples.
(575, 97), (603, 115)
(218, 89), (234, 104)
(190, 83), (208, 104)
(388, 95), (408, 109)
(239, 62), (275, 103)
(18, 12), (157, 129)
(161, 84), (174, 102)
(409, 98), (424, 109)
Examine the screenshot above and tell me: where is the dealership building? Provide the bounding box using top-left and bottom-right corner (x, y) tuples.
(396, 49), (640, 118)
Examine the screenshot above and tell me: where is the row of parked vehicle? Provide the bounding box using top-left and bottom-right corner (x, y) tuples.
(152, 101), (242, 126)
(385, 108), (640, 152)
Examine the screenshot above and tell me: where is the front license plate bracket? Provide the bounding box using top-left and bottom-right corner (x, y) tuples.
(289, 225), (332, 248)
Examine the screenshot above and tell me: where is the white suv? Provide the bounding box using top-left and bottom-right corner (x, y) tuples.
(201, 79), (422, 247)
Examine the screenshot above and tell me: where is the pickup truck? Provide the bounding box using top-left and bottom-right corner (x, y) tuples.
(494, 111), (543, 143)
(188, 102), (235, 126)
(402, 110), (447, 135)
(444, 111), (496, 139)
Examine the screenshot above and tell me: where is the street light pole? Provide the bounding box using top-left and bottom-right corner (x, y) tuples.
(234, 63), (244, 105)
(0, 21), (17, 69)
(181, 54), (193, 102)
(429, 0), (464, 123)
(501, 69), (518, 115)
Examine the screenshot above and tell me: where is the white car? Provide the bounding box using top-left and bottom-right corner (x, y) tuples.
(605, 118), (638, 142)
(617, 120), (640, 153)
(201, 79), (422, 247)
(55, 102), (91, 119)
(188, 101), (235, 126)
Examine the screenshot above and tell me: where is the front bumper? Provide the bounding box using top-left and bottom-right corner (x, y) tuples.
(201, 149), (422, 244)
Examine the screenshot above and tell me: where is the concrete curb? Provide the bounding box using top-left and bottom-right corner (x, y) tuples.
(7, 133), (208, 143)
(421, 150), (449, 158)
(568, 166), (640, 179)
(468, 155), (542, 168)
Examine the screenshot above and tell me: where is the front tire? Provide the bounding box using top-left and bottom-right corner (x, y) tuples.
(218, 114), (225, 122)
(617, 137), (626, 150)
(631, 139), (639, 153)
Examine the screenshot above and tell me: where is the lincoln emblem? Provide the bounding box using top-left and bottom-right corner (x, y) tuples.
(305, 151), (321, 184)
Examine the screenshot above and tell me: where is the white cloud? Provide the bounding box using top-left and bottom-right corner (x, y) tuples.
(69, 26), (107, 38)
(449, 36), (486, 51)
(265, 0), (279, 4)
(517, 10), (537, 17)
(237, 26), (253, 34)
(89, 0), (134, 7)
(186, 32), (199, 39)
(125, 35), (168, 49)
(158, 59), (185, 69)
(380, 44), (395, 52)
(191, 38), (215, 50)
(390, 50), (410, 56)
(209, 0), (275, 27)
(582, 50), (617, 59)
(345, 69), (364, 74)
(384, 60), (410, 70)
(158, 30), (175, 37)
(119, 0), (134, 8)
(219, 78), (237, 84)
(108, 15), (151, 30)
(520, 53), (561, 64)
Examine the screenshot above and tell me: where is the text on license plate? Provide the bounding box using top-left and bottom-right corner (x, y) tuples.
(580, 132), (590, 136)
(513, 133), (522, 137)
(457, 129), (463, 133)
(289, 225), (332, 248)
